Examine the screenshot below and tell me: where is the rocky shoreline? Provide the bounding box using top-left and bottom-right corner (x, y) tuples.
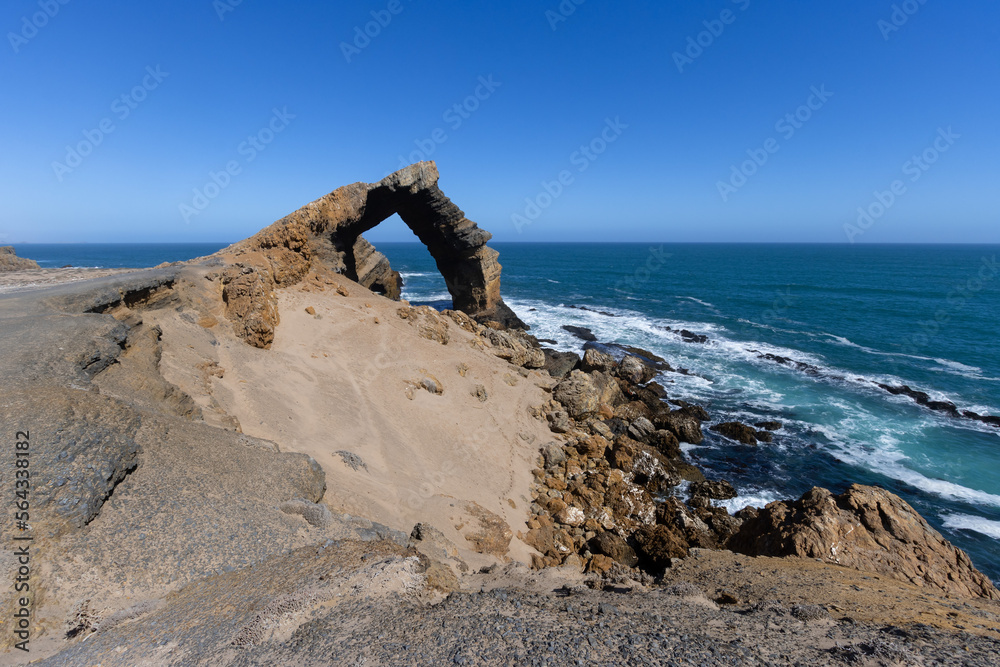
(2, 165), (999, 664)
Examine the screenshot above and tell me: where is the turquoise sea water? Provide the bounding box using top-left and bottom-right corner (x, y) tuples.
(383, 242), (1000, 585)
(14, 242), (1000, 584)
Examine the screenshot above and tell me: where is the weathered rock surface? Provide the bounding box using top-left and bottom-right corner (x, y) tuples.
(219, 162), (524, 347)
(710, 421), (759, 445)
(0, 245), (40, 271)
(541, 348), (580, 378)
(728, 484), (1000, 600)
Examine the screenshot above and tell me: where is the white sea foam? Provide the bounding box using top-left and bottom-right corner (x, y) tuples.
(398, 271), (432, 278)
(822, 432), (1000, 509)
(717, 489), (785, 514)
(941, 513), (1000, 540)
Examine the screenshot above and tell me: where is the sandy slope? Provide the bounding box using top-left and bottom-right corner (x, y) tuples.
(151, 269), (554, 568)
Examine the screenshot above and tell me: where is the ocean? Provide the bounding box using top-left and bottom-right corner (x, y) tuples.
(15, 242), (1000, 584)
(385, 242), (1000, 586)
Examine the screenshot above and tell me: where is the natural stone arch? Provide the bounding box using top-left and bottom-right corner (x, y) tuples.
(219, 162), (524, 348)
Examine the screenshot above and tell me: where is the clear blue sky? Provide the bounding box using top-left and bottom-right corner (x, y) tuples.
(1, 0), (997, 244)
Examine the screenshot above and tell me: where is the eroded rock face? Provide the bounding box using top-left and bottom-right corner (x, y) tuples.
(0, 246), (40, 271)
(728, 485), (1000, 600)
(220, 162), (523, 347)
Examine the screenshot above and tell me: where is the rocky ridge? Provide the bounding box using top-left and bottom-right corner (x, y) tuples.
(0, 246), (40, 271)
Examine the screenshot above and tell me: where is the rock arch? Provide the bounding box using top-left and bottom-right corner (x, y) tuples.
(220, 162), (524, 348)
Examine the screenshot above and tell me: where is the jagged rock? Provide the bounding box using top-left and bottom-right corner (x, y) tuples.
(482, 327), (545, 368)
(554, 506), (585, 527)
(728, 485), (1000, 600)
(546, 410), (571, 433)
(627, 417), (656, 442)
(657, 497), (718, 549)
(398, 305), (452, 344)
(755, 421), (783, 431)
(542, 348), (580, 378)
(589, 531), (638, 568)
(591, 371), (627, 409)
(653, 408), (705, 444)
(710, 422), (759, 445)
(755, 430), (774, 443)
(351, 236), (401, 300)
(553, 370), (602, 419)
(541, 443), (567, 469)
(616, 355), (656, 385)
(613, 400), (653, 422)
(580, 348), (615, 373)
(221, 263), (280, 349)
(0, 246), (40, 271)
(633, 525), (689, 569)
(649, 429), (681, 459)
(689, 480), (738, 501)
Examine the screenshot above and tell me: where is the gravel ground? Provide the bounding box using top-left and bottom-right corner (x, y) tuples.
(232, 586), (1000, 667)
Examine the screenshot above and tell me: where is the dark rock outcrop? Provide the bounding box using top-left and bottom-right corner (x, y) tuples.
(0, 246), (40, 271)
(728, 485), (1000, 600)
(220, 162), (523, 348)
(542, 348), (580, 379)
(710, 421), (759, 445)
(562, 325), (597, 342)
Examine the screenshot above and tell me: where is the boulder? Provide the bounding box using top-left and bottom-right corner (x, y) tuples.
(616, 355), (656, 385)
(580, 348), (615, 373)
(481, 328), (545, 368)
(542, 348), (580, 378)
(541, 443), (567, 469)
(755, 421), (783, 431)
(633, 525), (689, 569)
(710, 422), (759, 445)
(589, 531), (638, 568)
(653, 408), (705, 444)
(727, 485), (1000, 600)
(553, 371), (602, 419)
(689, 480), (737, 501)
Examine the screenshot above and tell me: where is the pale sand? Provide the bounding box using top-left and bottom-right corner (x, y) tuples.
(0, 268), (137, 294)
(149, 272), (556, 568)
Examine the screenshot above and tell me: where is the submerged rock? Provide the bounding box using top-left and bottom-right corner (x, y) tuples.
(710, 421), (759, 445)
